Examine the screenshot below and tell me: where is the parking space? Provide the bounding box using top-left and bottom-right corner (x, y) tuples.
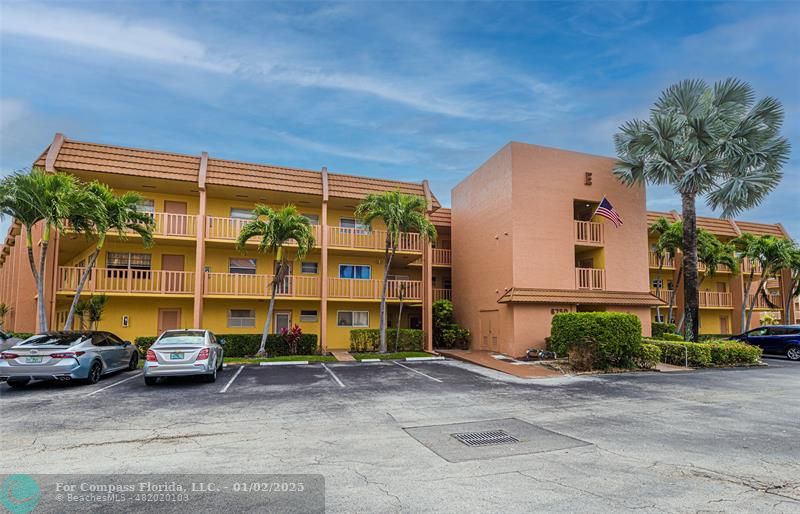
(0, 359), (511, 405)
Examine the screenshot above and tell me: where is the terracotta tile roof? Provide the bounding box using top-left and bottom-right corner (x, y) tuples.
(733, 221), (785, 238)
(646, 211), (680, 225)
(36, 140), (200, 182)
(497, 288), (664, 306)
(34, 135), (438, 204)
(429, 208), (451, 226)
(696, 216), (738, 238)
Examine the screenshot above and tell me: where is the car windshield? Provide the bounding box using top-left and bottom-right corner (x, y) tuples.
(20, 334), (86, 346)
(158, 331), (205, 345)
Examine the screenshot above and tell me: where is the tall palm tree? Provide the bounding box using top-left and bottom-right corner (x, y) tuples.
(614, 79), (790, 341)
(652, 218), (683, 323)
(0, 168), (87, 331)
(733, 234), (793, 329)
(355, 191), (436, 353)
(63, 182), (155, 330)
(236, 205), (315, 356)
(783, 246), (800, 323)
(649, 217), (674, 322)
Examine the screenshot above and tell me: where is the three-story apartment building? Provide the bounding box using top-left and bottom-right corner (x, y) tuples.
(0, 135), (795, 356)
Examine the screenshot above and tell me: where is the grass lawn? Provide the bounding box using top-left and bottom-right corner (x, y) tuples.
(224, 355), (336, 364)
(352, 352), (435, 361)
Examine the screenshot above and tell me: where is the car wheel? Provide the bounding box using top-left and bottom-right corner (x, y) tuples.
(6, 378), (30, 389)
(87, 361), (102, 385)
(144, 377), (158, 386)
(128, 353), (139, 371)
(787, 347), (800, 361)
(204, 366), (217, 383)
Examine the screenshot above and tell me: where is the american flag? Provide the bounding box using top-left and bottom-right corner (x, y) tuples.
(594, 197), (623, 227)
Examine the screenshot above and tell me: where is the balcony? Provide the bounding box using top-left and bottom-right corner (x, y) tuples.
(742, 259), (763, 275)
(205, 273), (320, 298)
(649, 252), (675, 269)
(753, 293), (782, 310)
(67, 212), (197, 239)
(328, 278), (422, 301)
(574, 220), (604, 245)
(699, 291), (733, 308)
(650, 288), (672, 303)
(575, 268), (605, 290)
(434, 288), (452, 301)
(57, 267), (194, 295)
(410, 248), (452, 267)
(206, 217), (322, 245)
(328, 227), (421, 253)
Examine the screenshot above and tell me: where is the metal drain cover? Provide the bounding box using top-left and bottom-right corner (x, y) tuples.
(452, 430), (519, 447)
(404, 418), (591, 462)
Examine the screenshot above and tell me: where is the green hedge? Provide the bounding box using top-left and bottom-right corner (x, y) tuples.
(135, 334), (317, 358)
(636, 343), (662, 369)
(432, 300), (471, 349)
(645, 339), (761, 367)
(350, 329), (423, 353)
(660, 332), (685, 342)
(550, 312), (642, 368)
(651, 322), (677, 339)
(8, 332), (34, 340)
(698, 333), (736, 342)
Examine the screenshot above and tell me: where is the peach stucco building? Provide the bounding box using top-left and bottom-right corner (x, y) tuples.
(452, 142), (662, 357)
(0, 135), (796, 356)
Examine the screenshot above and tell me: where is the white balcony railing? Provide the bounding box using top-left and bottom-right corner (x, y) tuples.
(204, 273), (320, 298)
(574, 220), (604, 245)
(57, 267), (194, 295)
(575, 268), (605, 290)
(328, 278), (422, 301)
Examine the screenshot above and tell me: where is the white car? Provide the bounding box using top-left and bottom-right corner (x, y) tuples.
(143, 329), (224, 385)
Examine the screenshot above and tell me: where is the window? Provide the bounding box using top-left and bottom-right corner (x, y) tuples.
(229, 258), (256, 275)
(337, 311), (369, 327)
(230, 208), (255, 220)
(300, 310), (318, 322)
(652, 279), (663, 289)
(339, 264), (371, 279)
(107, 252), (151, 279)
(340, 218), (370, 233)
(228, 309), (256, 328)
(138, 200), (155, 214)
(444, 278), (452, 289)
(301, 262), (318, 274)
(388, 274), (409, 281)
(303, 214), (320, 225)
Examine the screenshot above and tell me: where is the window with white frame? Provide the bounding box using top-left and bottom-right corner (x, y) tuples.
(300, 310), (318, 322)
(107, 252), (151, 270)
(337, 311), (369, 327)
(230, 208), (255, 220)
(228, 309), (256, 328)
(652, 279), (663, 289)
(339, 264), (371, 279)
(229, 258), (256, 275)
(301, 262), (318, 274)
(340, 218), (370, 233)
(137, 200), (155, 214)
(303, 214), (320, 225)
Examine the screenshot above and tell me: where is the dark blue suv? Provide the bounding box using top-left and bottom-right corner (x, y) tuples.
(735, 325), (800, 361)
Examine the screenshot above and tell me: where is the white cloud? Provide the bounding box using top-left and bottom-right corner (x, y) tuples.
(263, 129), (421, 166)
(0, 3), (235, 72)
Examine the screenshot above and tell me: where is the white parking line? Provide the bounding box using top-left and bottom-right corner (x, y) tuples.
(85, 372), (142, 397)
(393, 361), (443, 383)
(219, 366), (244, 394)
(321, 363), (345, 388)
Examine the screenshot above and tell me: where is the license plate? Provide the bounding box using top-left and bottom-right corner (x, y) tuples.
(25, 356), (43, 364)
(170, 352), (184, 360)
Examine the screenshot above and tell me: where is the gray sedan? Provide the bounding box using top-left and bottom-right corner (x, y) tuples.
(0, 331), (139, 388)
(143, 329), (224, 385)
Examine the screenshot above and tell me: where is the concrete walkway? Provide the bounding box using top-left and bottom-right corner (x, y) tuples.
(436, 349), (562, 378)
(330, 350), (356, 362)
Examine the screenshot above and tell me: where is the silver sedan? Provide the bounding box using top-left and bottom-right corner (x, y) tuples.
(143, 329), (224, 385)
(0, 331), (139, 388)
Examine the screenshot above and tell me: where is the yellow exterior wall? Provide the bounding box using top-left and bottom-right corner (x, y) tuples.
(202, 298), (322, 337)
(139, 192), (200, 214)
(205, 197), (322, 220)
(699, 310), (731, 335)
(62, 297), (195, 339)
(326, 301), (381, 349)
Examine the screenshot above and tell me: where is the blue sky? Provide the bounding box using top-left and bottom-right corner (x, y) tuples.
(1, 1), (798, 238)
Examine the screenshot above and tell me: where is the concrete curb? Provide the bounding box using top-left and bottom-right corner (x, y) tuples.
(259, 361), (309, 366)
(405, 356), (445, 362)
(359, 358), (381, 363)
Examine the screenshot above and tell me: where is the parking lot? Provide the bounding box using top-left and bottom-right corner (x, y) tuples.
(2, 357), (799, 512)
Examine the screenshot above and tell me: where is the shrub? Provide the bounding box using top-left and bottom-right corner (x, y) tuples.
(644, 339), (760, 367)
(10, 332), (34, 340)
(567, 337), (602, 372)
(660, 332), (685, 342)
(550, 312), (642, 368)
(651, 322), (677, 339)
(350, 329), (423, 352)
(432, 299), (471, 349)
(698, 333), (736, 342)
(636, 343), (662, 369)
(135, 333), (317, 358)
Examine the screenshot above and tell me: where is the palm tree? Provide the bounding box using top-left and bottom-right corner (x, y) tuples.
(73, 299), (90, 330)
(63, 182), (155, 330)
(0, 303), (8, 329)
(649, 217), (674, 322)
(733, 234), (793, 329)
(652, 218), (683, 323)
(0, 168), (87, 331)
(236, 205), (315, 356)
(355, 191), (436, 353)
(614, 79), (790, 341)
(782, 246), (800, 323)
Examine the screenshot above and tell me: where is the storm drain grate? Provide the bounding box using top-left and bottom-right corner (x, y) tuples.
(451, 430), (519, 447)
